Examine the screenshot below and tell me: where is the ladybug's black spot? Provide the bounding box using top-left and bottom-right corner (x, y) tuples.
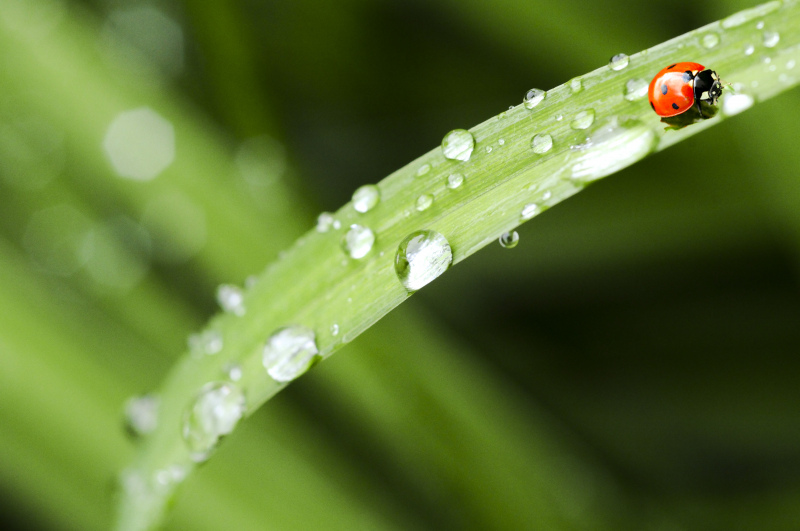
(672, 103), (680, 110)
(661, 84), (668, 95)
(667, 63), (677, 69)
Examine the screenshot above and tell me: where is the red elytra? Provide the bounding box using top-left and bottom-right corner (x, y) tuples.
(648, 62), (707, 118)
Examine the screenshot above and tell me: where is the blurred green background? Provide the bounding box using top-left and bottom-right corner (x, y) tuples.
(2, 0), (800, 529)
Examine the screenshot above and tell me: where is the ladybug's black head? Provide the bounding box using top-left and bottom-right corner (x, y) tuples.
(694, 69), (723, 105)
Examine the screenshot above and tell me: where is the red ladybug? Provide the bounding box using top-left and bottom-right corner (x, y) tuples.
(648, 62), (723, 118)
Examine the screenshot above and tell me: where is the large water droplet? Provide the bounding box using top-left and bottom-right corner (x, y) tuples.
(570, 109), (595, 130)
(341, 224), (375, 259)
(499, 231), (519, 249)
(446, 173), (464, 189)
(395, 230), (453, 291)
(441, 129), (475, 161)
(124, 394), (160, 437)
(763, 30), (780, 48)
(262, 326), (319, 382)
(609, 53), (629, 70)
(722, 93), (754, 116)
(216, 284), (245, 316)
(530, 133), (553, 154)
(623, 78), (648, 102)
(568, 117), (656, 183)
(352, 184), (380, 213)
(415, 194), (433, 211)
(523, 88), (546, 109)
(182, 382), (246, 461)
(316, 212), (337, 232)
(702, 33), (720, 48)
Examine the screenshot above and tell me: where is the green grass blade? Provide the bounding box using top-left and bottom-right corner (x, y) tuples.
(118, 2), (800, 529)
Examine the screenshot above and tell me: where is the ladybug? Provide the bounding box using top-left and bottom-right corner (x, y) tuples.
(648, 62), (723, 118)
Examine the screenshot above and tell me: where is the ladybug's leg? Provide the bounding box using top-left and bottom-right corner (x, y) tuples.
(696, 98), (704, 118)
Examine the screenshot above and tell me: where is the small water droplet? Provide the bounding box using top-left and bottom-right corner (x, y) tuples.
(523, 88), (546, 109)
(154, 465), (187, 489)
(416, 163), (431, 177)
(498, 111), (507, 119)
(182, 382), (246, 461)
(352, 184), (380, 213)
(570, 109), (595, 130)
(541, 190), (552, 201)
(224, 362), (243, 382)
(446, 173), (464, 189)
(555, 114), (563, 121)
(498, 138), (505, 146)
(441, 129), (475, 161)
(498, 231), (519, 249)
(530, 133), (553, 154)
(394, 230), (453, 292)
(763, 30), (779, 48)
(330, 323), (339, 336)
(520, 203), (539, 221)
(744, 44), (755, 56)
(702, 33), (720, 48)
(316, 212), (336, 232)
(756, 21), (765, 30)
(623, 78), (649, 101)
(787, 59), (796, 70)
(262, 326), (320, 382)
(722, 93), (754, 116)
(609, 53), (629, 70)
(341, 224), (375, 259)
(415, 194), (433, 211)
(188, 329), (223, 356)
(485, 146), (492, 153)
(216, 284), (245, 316)
(124, 394), (160, 437)
(569, 78), (583, 93)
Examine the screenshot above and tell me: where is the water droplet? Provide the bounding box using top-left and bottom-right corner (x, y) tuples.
(182, 382), (246, 461)
(530, 133), (553, 154)
(316, 212), (336, 232)
(523, 88), (546, 109)
(394, 230), (453, 291)
(341, 224), (375, 259)
(124, 394), (160, 437)
(569, 78), (583, 93)
(103, 107), (175, 181)
(756, 21), (765, 30)
(262, 326), (320, 382)
(744, 44), (755, 56)
(554, 114), (563, 121)
(520, 203), (539, 221)
(722, 93), (754, 116)
(188, 329), (223, 356)
(498, 111), (507, 119)
(702, 33), (720, 48)
(415, 194), (433, 211)
(330, 323), (339, 336)
(541, 190), (552, 201)
(763, 30), (779, 48)
(498, 138), (505, 146)
(416, 163), (431, 177)
(570, 109), (595, 130)
(216, 284), (245, 316)
(787, 59), (796, 70)
(623, 78), (648, 101)
(446, 173), (464, 189)
(609, 53), (629, 71)
(441, 129), (475, 161)
(154, 465), (187, 489)
(568, 117), (656, 183)
(224, 362), (242, 382)
(499, 231), (519, 249)
(485, 146), (493, 153)
(352, 184), (380, 213)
